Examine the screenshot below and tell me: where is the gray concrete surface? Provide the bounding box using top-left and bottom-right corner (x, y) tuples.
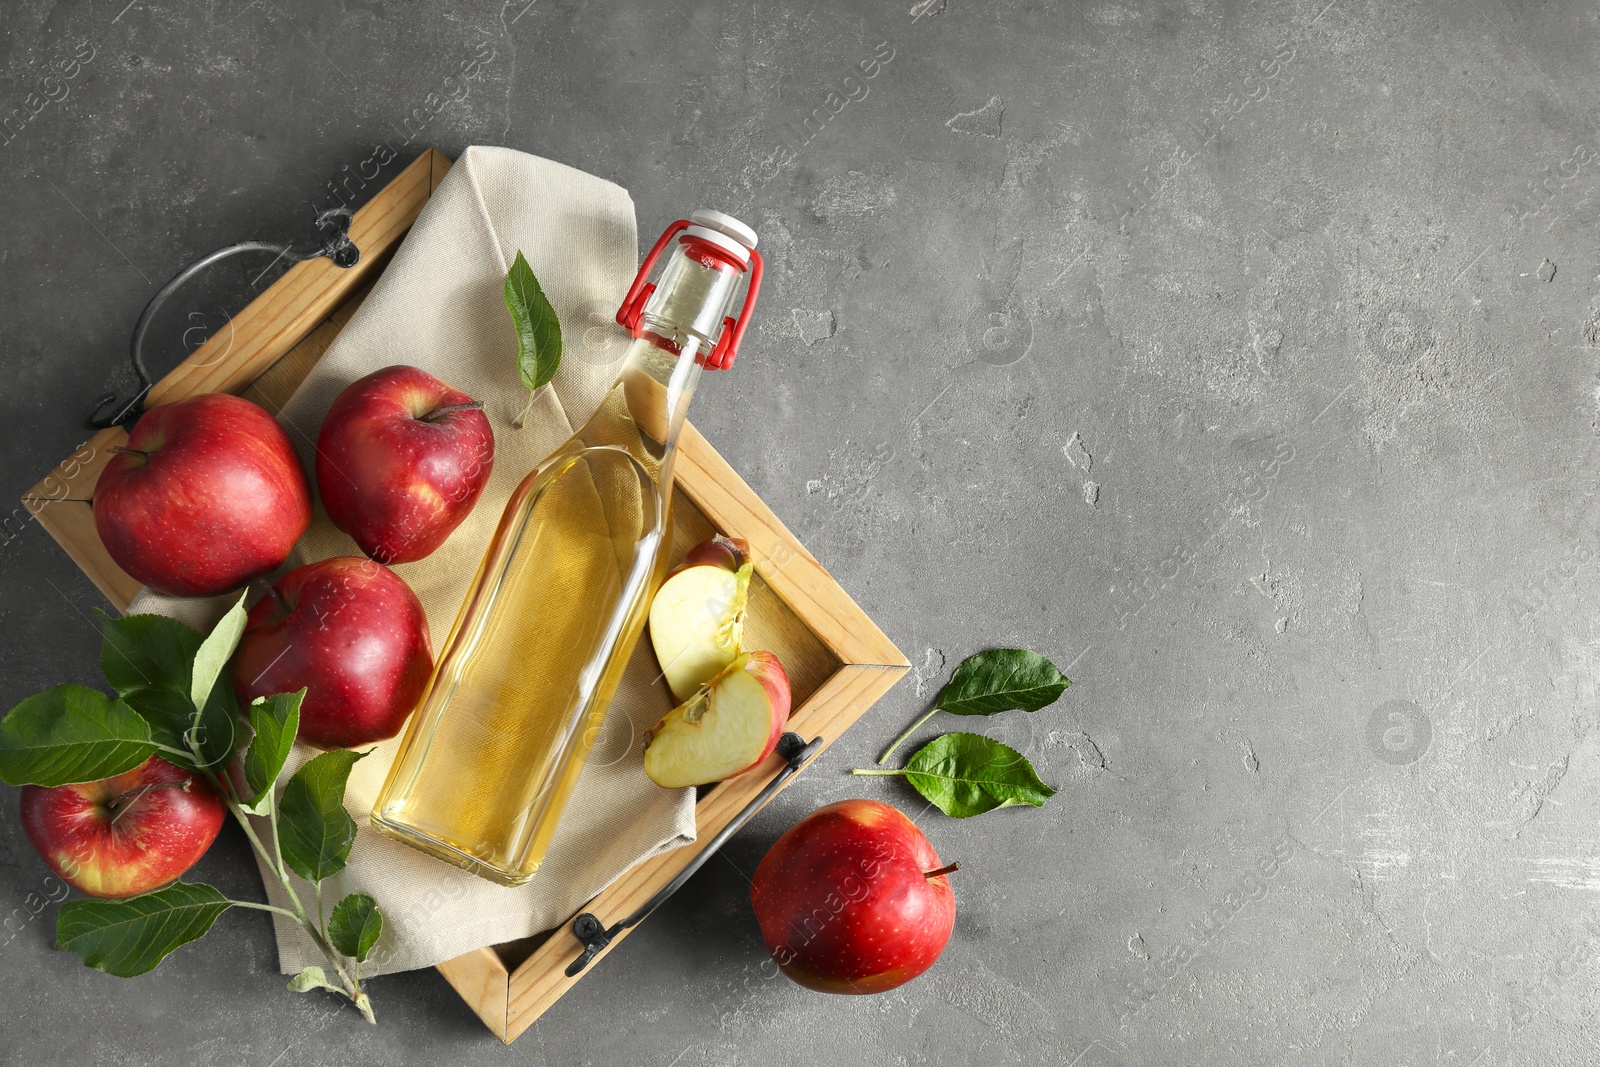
(1, 0), (1597, 1062)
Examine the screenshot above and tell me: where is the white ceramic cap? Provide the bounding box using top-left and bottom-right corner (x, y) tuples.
(689, 208), (758, 250)
(683, 225), (751, 266)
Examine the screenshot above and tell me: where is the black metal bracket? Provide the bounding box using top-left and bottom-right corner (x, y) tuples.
(564, 731), (823, 978)
(86, 206), (361, 431)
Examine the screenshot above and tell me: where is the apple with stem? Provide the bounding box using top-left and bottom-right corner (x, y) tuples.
(231, 557), (434, 749)
(316, 365), (495, 565)
(93, 393), (312, 596)
(21, 755), (226, 899)
(749, 799), (958, 994)
(649, 535), (753, 702)
(643, 650), (790, 788)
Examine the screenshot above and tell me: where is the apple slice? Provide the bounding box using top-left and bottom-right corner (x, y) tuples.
(649, 536), (753, 702)
(644, 651), (791, 789)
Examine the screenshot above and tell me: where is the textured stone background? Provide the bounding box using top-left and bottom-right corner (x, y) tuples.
(3, 0), (1599, 1063)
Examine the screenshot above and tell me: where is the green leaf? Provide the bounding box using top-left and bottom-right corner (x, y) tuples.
(97, 609), (201, 697)
(242, 690), (303, 812)
(190, 592), (249, 712)
(188, 675), (240, 771)
(118, 687), (204, 771)
(96, 606), (239, 772)
(0, 684), (155, 786)
(934, 649), (1070, 717)
(118, 686), (197, 747)
(900, 733), (1056, 818)
(124, 683), (238, 774)
(287, 965), (340, 994)
(505, 250), (562, 393)
(278, 749), (366, 883)
(328, 893), (383, 962)
(56, 882), (232, 977)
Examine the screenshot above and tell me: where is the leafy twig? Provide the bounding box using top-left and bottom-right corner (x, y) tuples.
(863, 649), (1071, 818)
(0, 597), (385, 1023)
(207, 767), (362, 1001)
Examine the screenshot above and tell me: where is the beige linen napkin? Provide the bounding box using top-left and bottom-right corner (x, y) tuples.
(126, 146), (697, 974)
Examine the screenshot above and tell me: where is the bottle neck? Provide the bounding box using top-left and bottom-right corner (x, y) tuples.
(616, 313), (707, 454)
(611, 240), (745, 451)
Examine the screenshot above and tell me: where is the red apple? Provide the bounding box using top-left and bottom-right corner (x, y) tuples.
(21, 756), (225, 899)
(93, 393), (312, 596)
(649, 536), (753, 701)
(231, 557), (434, 749)
(643, 650), (789, 788)
(315, 365), (495, 565)
(750, 799), (957, 994)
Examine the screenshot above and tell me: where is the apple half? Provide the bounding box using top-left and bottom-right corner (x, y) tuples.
(643, 651), (791, 789)
(649, 535), (754, 702)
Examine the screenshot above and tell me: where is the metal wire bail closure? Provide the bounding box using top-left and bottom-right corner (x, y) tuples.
(86, 206), (362, 430)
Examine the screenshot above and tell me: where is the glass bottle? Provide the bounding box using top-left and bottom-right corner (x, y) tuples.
(371, 210), (763, 886)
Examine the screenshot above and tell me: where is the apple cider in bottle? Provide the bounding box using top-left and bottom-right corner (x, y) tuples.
(371, 211), (763, 886)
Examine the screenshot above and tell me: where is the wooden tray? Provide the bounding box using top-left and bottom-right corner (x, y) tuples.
(22, 149), (909, 1043)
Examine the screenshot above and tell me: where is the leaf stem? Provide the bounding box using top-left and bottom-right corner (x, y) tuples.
(228, 900), (304, 921)
(877, 706), (940, 766)
(511, 392), (536, 430)
(850, 768), (908, 777)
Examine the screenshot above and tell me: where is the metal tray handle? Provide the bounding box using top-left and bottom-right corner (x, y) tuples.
(87, 206), (361, 430)
(564, 731), (823, 977)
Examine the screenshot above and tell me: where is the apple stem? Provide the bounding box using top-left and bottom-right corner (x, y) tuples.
(876, 706), (940, 765)
(419, 400), (485, 423)
(923, 862), (961, 880)
(104, 779), (190, 822)
(251, 577), (289, 615)
(108, 446), (150, 460)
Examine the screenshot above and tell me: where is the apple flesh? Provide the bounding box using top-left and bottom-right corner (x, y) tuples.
(316, 365), (495, 565)
(749, 799), (957, 994)
(21, 756), (225, 899)
(231, 557), (434, 749)
(649, 535), (752, 702)
(93, 393), (312, 596)
(643, 650), (790, 788)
